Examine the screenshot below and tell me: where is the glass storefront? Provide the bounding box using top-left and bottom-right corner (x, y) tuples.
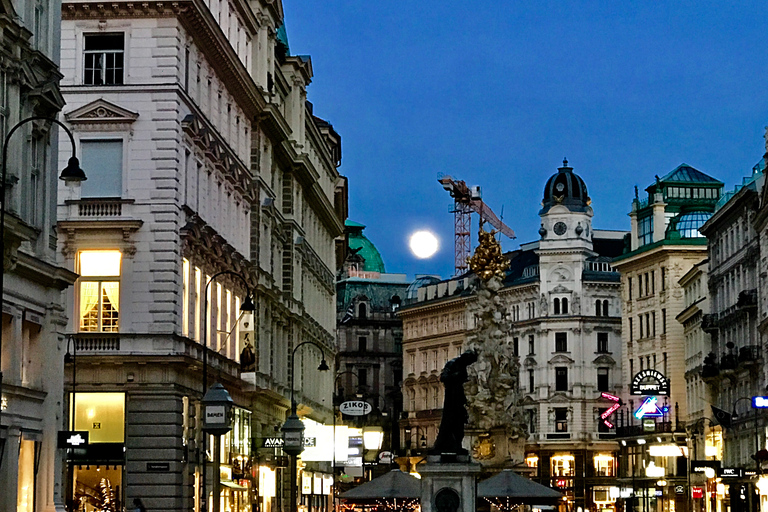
(66, 392), (126, 512)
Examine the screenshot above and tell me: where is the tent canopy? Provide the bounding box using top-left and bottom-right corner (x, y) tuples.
(477, 470), (563, 504)
(340, 469), (421, 501)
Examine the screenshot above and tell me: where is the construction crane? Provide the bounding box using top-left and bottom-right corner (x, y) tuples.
(438, 175), (515, 275)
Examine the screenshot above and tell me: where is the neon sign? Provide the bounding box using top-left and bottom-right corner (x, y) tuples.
(630, 370), (670, 396)
(634, 397), (666, 419)
(600, 392), (622, 428)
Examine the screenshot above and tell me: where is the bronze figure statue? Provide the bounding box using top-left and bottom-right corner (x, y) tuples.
(433, 350), (478, 455)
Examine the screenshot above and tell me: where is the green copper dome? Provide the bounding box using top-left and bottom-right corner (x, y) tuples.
(346, 220), (386, 273)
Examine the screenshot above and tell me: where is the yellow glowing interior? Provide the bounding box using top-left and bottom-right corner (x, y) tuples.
(79, 250), (122, 276)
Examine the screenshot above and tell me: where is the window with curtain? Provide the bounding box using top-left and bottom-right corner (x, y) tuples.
(80, 139), (122, 197)
(78, 250), (121, 332)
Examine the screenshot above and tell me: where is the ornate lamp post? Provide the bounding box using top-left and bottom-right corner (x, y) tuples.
(0, 116), (85, 469)
(282, 341), (329, 512)
(200, 271), (254, 512)
(202, 383), (234, 512)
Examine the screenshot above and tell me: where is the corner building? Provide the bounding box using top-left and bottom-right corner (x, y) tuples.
(56, 0), (346, 510)
(612, 164), (723, 512)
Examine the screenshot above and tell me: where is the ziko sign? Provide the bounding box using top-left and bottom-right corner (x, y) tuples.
(340, 401), (372, 416)
(630, 369), (670, 396)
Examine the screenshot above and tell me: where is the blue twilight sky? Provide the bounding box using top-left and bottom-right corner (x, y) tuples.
(282, 1), (768, 280)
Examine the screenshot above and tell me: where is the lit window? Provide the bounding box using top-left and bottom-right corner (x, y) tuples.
(551, 454), (574, 476)
(525, 454), (539, 469)
(78, 251), (121, 332)
(555, 408), (568, 432)
(594, 454), (615, 476)
(84, 33), (124, 85)
(182, 259), (190, 337)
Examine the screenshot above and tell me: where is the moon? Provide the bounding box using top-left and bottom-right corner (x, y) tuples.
(409, 231), (439, 259)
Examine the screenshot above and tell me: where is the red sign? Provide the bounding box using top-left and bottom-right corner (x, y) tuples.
(692, 487), (704, 499)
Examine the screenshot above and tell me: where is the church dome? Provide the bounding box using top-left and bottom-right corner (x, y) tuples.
(540, 159), (590, 215)
(346, 220), (386, 273)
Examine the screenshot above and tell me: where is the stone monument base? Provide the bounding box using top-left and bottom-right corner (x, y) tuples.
(419, 457), (482, 512)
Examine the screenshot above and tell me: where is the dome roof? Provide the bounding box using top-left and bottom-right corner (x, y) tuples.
(346, 220), (386, 273)
(672, 211), (712, 238)
(540, 159), (590, 214)
(405, 275), (441, 301)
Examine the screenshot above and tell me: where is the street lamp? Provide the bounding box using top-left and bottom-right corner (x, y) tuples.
(0, 116), (86, 469)
(282, 341), (329, 512)
(200, 271), (254, 512)
(202, 383), (234, 512)
(732, 397), (760, 473)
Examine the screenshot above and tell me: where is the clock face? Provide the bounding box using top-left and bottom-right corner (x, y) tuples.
(554, 222), (567, 235)
(556, 182), (565, 192)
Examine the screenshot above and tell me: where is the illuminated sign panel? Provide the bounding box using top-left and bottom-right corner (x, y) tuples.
(634, 397), (664, 419)
(630, 370), (670, 396)
(753, 397), (768, 408)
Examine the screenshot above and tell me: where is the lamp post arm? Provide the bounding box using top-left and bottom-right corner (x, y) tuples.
(0, 116), (79, 470)
(290, 340), (327, 416)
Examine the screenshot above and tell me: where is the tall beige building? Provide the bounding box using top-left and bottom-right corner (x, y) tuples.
(613, 164), (722, 512)
(55, 0), (345, 509)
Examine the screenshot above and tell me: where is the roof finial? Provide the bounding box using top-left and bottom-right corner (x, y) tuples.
(563, 158), (568, 167)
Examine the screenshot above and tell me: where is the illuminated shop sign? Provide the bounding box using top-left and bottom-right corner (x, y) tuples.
(634, 397), (668, 419)
(753, 397), (768, 408)
(630, 370), (669, 395)
(599, 392), (622, 428)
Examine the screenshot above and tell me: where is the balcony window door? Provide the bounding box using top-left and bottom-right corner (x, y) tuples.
(78, 250), (121, 332)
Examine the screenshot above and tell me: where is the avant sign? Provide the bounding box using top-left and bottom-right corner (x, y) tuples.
(340, 401), (372, 416)
(630, 369), (670, 396)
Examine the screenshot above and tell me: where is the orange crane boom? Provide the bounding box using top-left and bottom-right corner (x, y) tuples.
(438, 175), (515, 275)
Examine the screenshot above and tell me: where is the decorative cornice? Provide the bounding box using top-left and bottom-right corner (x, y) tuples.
(181, 113), (257, 203)
(63, 0), (266, 119)
(179, 210), (255, 290)
(65, 98), (139, 128)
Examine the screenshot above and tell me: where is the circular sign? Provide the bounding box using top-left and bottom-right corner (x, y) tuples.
(339, 401), (372, 416)
(378, 451), (393, 464)
(630, 369), (670, 395)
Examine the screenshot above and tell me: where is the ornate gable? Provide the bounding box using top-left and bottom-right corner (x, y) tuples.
(548, 354), (574, 365)
(592, 354), (616, 366)
(65, 99), (139, 129)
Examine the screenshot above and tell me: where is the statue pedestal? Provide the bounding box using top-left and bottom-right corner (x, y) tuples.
(419, 456), (482, 512)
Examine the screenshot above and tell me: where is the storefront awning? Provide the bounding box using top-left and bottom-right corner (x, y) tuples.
(221, 480), (248, 490)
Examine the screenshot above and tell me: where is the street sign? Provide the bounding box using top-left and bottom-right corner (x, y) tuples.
(340, 401), (372, 416)
(378, 451), (393, 464)
(57, 431), (89, 449)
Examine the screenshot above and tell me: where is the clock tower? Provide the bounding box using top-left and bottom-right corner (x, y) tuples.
(537, 159), (595, 314)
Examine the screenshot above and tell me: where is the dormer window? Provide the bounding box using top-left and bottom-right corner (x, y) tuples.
(553, 297), (569, 315)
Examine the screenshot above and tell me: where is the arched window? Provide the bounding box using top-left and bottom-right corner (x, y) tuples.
(595, 300), (602, 316)
(553, 298), (561, 315)
(358, 303), (367, 319)
(602, 300), (609, 316)
(562, 298), (569, 314)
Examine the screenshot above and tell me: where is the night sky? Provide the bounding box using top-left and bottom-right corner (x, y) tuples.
(282, 0), (768, 280)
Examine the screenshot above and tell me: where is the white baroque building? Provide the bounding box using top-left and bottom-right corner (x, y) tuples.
(0, 0), (79, 509)
(56, 0), (346, 510)
(399, 161), (627, 512)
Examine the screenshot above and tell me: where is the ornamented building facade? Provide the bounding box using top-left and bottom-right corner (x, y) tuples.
(335, 221), (409, 474)
(0, 0), (78, 508)
(612, 164), (723, 512)
(699, 161), (765, 512)
(56, 0), (345, 510)
(399, 161), (627, 512)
